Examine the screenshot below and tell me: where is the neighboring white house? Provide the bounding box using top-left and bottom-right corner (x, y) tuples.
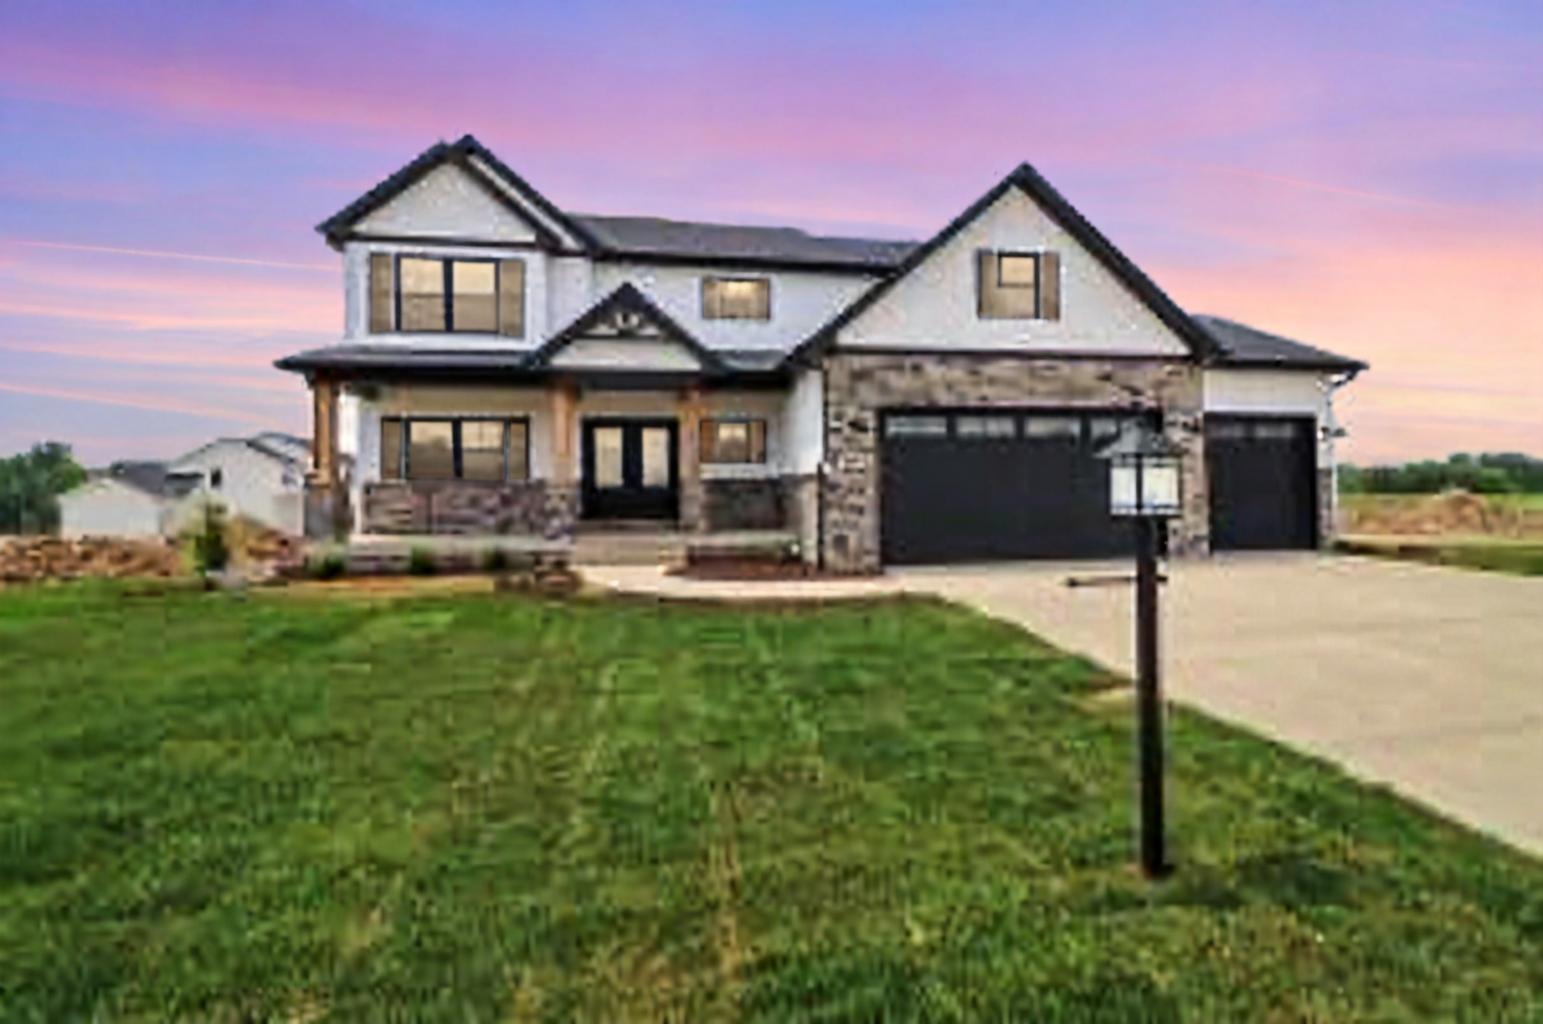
(277, 136), (1366, 570)
(169, 433), (309, 535)
(58, 462), (202, 539)
(58, 433), (309, 539)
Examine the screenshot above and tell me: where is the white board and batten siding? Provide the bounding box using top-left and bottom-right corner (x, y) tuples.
(837, 187), (1189, 357)
(170, 440), (304, 535)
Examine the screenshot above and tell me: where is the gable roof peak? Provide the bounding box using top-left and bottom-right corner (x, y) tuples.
(315, 134), (599, 252)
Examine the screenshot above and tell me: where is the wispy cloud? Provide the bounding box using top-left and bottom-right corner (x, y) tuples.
(3, 239), (333, 272)
(0, 380), (279, 425)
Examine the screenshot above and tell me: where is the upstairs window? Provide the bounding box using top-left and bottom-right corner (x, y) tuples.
(702, 277), (771, 320)
(701, 419), (768, 464)
(369, 254), (525, 336)
(976, 249), (1061, 320)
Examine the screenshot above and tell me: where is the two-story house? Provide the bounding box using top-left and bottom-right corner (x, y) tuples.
(277, 135), (1364, 571)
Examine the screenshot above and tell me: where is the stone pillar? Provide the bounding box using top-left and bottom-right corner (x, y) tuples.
(678, 385), (706, 532)
(304, 375), (344, 538)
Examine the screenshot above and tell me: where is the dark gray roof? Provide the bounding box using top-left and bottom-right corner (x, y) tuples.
(1196, 315), (1366, 372)
(275, 344), (786, 378)
(99, 461), (202, 499)
(574, 214), (916, 271)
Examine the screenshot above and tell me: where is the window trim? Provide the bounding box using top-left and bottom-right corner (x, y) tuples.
(700, 417), (768, 464)
(701, 276), (772, 321)
(995, 251), (1040, 291)
(979, 249), (1045, 320)
(393, 255), (505, 334)
(382, 415), (531, 482)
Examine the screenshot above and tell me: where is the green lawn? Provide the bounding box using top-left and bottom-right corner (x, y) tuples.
(2, 584), (1540, 1021)
(1337, 536), (1543, 576)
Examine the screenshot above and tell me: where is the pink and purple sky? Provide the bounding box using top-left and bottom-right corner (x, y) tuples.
(1, 0), (1539, 466)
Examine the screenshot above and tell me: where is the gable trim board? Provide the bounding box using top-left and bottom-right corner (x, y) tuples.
(317, 136), (596, 253)
(789, 163), (1221, 367)
(527, 283), (728, 374)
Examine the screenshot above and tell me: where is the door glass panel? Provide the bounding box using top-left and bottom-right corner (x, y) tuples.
(594, 427), (624, 488)
(640, 427), (671, 487)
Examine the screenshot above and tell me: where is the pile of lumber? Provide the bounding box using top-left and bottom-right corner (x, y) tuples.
(0, 536), (184, 583)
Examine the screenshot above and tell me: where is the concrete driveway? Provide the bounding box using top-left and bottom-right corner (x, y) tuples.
(896, 554), (1543, 856)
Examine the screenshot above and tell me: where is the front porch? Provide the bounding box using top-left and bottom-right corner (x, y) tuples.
(305, 374), (818, 555)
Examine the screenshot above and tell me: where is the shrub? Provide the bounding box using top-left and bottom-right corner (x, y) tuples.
(481, 547), (510, 573)
(189, 501), (231, 577)
(408, 546), (437, 576)
(308, 552), (346, 580)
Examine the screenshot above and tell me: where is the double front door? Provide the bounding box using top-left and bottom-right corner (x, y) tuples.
(581, 419), (679, 520)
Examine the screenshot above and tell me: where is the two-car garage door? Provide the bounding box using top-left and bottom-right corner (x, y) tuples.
(878, 409), (1319, 564)
(880, 410), (1140, 564)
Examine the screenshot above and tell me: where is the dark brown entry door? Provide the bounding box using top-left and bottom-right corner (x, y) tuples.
(582, 419), (678, 520)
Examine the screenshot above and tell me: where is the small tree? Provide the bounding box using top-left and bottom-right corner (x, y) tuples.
(190, 501), (231, 579)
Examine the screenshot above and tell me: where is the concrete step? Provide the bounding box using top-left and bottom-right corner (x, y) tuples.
(571, 531), (687, 566)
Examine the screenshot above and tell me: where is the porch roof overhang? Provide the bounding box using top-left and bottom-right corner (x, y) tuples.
(272, 345), (789, 388)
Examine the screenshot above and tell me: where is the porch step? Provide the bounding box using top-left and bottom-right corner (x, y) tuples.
(571, 530), (688, 566)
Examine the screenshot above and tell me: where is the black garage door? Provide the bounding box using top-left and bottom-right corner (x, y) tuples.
(880, 410), (1140, 564)
(1206, 415), (1317, 550)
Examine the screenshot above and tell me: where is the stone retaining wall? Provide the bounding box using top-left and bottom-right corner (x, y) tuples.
(702, 478), (787, 531)
(362, 481), (578, 538)
(820, 352), (1208, 573)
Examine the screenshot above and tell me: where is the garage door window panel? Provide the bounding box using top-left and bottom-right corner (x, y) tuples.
(886, 415), (949, 438)
(956, 415), (1017, 439)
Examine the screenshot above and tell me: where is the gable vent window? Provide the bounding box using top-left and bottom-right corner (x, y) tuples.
(976, 250), (1061, 321)
(369, 254), (524, 336)
(702, 277), (771, 321)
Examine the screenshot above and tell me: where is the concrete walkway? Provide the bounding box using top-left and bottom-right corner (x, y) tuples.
(895, 554), (1543, 856)
(581, 564), (904, 602)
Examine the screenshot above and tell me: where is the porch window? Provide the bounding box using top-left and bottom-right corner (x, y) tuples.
(378, 256), (525, 336)
(379, 417), (530, 481)
(702, 277), (771, 320)
(701, 418), (767, 464)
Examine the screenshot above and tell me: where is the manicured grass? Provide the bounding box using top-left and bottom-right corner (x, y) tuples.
(2, 583), (1540, 1021)
(1339, 536), (1543, 576)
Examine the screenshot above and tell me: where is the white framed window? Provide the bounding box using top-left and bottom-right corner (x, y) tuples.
(701, 419), (767, 464)
(702, 277), (771, 320)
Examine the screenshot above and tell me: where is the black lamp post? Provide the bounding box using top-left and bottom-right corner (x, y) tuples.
(1097, 418), (1183, 879)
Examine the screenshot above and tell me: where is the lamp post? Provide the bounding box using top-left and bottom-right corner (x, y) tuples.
(1097, 417), (1183, 879)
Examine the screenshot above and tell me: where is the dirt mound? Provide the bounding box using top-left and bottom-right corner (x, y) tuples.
(1341, 491), (1542, 538)
(0, 536), (184, 584)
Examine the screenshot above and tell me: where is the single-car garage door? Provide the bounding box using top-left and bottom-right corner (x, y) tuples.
(880, 410), (1139, 564)
(1206, 415), (1318, 550)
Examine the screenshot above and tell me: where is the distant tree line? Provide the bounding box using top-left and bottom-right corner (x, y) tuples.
(1340, 453), (1543, 494)
(0, 442), (87, 534)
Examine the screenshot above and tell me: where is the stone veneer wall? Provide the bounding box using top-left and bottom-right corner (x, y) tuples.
(820, 352), (1208, 573)
(1317, 467), (1335, 549)
(362, 481), (578, 538)
(702, 478), (787, 532)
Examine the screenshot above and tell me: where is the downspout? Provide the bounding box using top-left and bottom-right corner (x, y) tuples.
(1318, 368), (1361, 542)
(816, 361), (828, 571)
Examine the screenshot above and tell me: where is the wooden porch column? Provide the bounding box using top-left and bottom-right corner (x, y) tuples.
(678, 384), (706, 532)
(310, 375), (340, 488)
(549, 381), (578, 486)
(305, 374), (343, 537)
